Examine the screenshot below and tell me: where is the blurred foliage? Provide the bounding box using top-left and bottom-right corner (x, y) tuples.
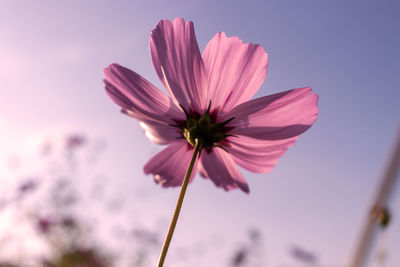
(0, 133), (321, 267)
(43, 248), (110, 267)
(229, 228), (265, 267)
(0, 134), (112, 267)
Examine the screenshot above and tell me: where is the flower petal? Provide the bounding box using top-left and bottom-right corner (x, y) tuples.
(124, 110), (181, 145)
(144, 141), (198, 187)
(150, 18), (207, 113)
(202, 32), (268, 113)
(200, 148), (249, 193)
(227, 135), (298, 173)
(104, 63), (184, 124)
(222, 87), (319, 140)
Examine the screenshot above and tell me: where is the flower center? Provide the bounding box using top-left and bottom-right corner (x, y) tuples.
(177, 103), (234, 150)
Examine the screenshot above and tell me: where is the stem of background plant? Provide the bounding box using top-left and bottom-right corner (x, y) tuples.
(157, 139), (201, 267)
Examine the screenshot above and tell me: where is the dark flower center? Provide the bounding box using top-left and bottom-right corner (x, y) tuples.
(174, 103), (234, 150)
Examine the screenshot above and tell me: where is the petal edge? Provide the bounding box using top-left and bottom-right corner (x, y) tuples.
(150, 18), (207, 113)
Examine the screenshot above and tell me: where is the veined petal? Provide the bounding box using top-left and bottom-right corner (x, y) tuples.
(104, 63), (184, 124)
(227, 135), (298, 173)
(144, 141), (198, 187)
(203, 32), (268, 113)
(150, 18), (207, 113)
(200, 148), (249, 193)
(222, 87), (319, 140)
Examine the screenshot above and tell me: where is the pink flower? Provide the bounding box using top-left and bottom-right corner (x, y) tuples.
(65, 134), (86, 150)
(104, 18), (318, 193)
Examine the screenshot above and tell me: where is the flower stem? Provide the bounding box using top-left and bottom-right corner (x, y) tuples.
(157, 139), (201, 267)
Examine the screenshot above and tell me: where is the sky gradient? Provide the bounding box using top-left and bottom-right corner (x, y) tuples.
(1, 0), (400, 266)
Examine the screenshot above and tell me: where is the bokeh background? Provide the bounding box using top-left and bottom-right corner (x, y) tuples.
(1, 0), (399, 266)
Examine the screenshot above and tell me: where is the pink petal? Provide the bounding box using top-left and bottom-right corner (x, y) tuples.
(144, 140), (198, 187)
(104, 63), (184, 125)
(150, 18), (207, 113)
(123, 110), (181, 145)
(227, 135), (298, 173)
(222, 87), (319, 140)
(202, 32), (268, 113)
(200, 148), (249, 193)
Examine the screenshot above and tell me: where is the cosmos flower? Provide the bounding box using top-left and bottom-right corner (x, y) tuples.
(104, 18), (318, 193)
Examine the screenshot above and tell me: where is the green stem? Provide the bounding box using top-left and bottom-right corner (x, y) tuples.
(157, 139), (201, 267)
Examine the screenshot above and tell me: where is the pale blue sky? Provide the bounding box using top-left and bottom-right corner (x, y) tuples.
(1, 0), (399, 266)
